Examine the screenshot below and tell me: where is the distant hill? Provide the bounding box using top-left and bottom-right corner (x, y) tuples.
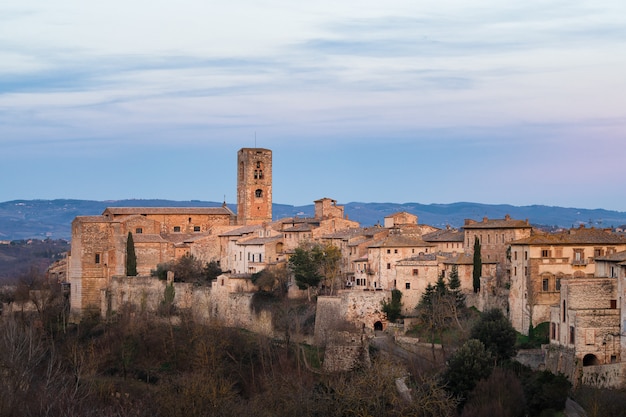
(1, 199), (625, 241)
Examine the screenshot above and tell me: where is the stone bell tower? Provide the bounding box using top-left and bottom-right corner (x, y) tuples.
(237, 148), (272, 225)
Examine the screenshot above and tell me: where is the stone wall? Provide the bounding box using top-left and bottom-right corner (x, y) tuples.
(581, 363), (626, 389)
(315, 290), (387, 346)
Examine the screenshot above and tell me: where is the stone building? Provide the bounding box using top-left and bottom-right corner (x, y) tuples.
(69, 147), (273, 319)
(237, 148), (272, 226)
(68, 206), (236, 318)
(462, 215), (532, 263)
(509, 226), (626, 334)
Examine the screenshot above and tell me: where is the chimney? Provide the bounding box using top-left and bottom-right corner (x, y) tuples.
(483, 217), (488, 223)
(505, 214), (511, 221)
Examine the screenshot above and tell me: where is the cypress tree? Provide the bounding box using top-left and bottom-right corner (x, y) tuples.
(126, 232), (137, 276)
(472, 236), (481, 293)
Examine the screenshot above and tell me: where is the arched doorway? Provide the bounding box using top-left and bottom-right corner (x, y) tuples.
(374, 321), (383, 331)
(583, 354), (600, 366)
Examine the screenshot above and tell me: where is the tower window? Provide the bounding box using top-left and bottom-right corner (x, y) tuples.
(255, 189), (263, 198)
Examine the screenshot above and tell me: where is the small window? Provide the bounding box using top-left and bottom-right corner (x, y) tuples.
(611, 299), (617, 309)
(569, 326), (575, 345)
(255, 189), (263, 198)
(541, 249), (550, 258)
(386, 263), (391, 270)
(412, 269), (418, 276)
(405, 282), (411, 290)
(173, 226), (181, 233)
(194, 226), (200, 232)
(556, 278), (561, 291)
(135, 227), (143, 234)
(542, 279), (549, 292)
(95, 253), (101, 264)
(394, 249), (398, 254)
(387, 249), (391, 254)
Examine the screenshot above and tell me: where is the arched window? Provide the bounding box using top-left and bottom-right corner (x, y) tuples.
(255, 189), (263, 198)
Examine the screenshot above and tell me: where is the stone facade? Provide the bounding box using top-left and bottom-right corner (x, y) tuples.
(237, 148), (272, 226)
(509, 227), (626, 334)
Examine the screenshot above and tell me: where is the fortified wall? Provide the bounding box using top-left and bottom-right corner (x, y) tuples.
(102, 275), (273, 337)
(315, 290), (388, 346)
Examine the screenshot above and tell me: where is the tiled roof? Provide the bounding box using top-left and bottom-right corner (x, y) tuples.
(321, 228), (369, 239)
(423, 228), (464, 242)
(512, 227), (626, 245)
(463, 216), (531, 229)
(397, 253), (439, 263)
(103, 207), (233, 216)
(283, 223), (314, 232)
(219, 225), (262, 237)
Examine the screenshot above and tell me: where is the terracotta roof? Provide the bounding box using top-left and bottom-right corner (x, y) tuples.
(512, 227), (626, 245)
(397, 253), (439, 263)
(103, 207), (233, 216)
(283, 223), (314, 232)
(321, 228), (368, 239)
(219, 225), (262, 237)
(463, 216), (531, 229)
(423, 228), (464, 242)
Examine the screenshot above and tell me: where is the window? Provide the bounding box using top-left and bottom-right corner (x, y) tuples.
(551, 323), (556, 340)
(611, 299), (617, 309)
(556, 278), (561, 291)
(555, 248), (563, 257)
(386, 263), (391, 270)
(135, 227), (143, 234)
(387, 249), (391, 254)
(514, 251), (518, 260)
(594, 247), (604, 257)
(542, 279), (549, 292)
(524, 251), (528, 260)
(412, 269), (418, 276)
(569, 326), (575, 345)
(394, 249), (398, 254)
(194, 226), (201, 232)
(563, 300), (566, 322)
(405, 282), (411, 289)
(541, 249), (551, 258)
(95, 253), (101, 264)
(173, 226), (181, 232)
(255, 189), (263, 198)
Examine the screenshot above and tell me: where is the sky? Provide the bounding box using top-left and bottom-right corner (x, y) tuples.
(1, 1), (625, 211)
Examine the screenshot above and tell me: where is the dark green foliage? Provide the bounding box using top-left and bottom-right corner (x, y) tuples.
(381, 288), (403, 322)
(442, 339), (493, 401)
(461, 368), (526, 417)
(470, 308), (517, 363)
(289, 246), (323, 291)
(448, 265), (465, 307)
(521, 369), (571, 417)
(472, 237), (481, 293)
(151, 254), (221, 284)
(202, 260), (222, 281)
(251, 265), (289, 297)
(126, 232), (137, 276)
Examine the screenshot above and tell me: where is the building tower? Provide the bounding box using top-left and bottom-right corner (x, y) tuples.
(237, 148), (272, 225)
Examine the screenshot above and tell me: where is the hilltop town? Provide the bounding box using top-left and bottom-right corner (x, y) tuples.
(3, 146), (626, 415)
